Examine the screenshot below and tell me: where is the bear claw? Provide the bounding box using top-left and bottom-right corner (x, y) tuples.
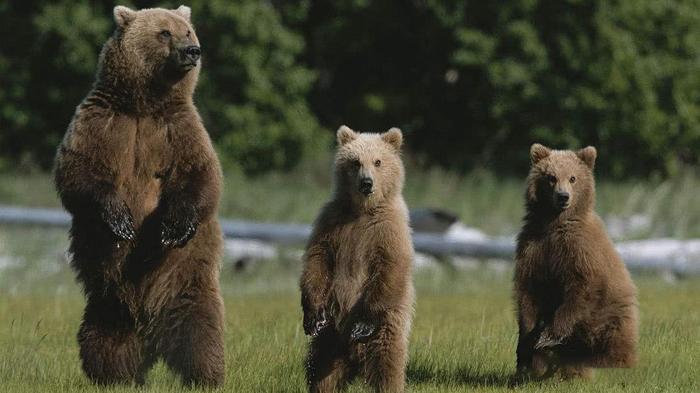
(534, 330), (562, 349)
(161, 222), (197, 248)
(304, 308), (330, 337)
(102, 199), (136, 241)
(350, 321), (375, 343)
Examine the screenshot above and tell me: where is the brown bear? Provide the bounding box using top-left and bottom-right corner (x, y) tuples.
(513, 143), (639, 381)
(53, 5), (224, 387)
(300, 126), (415, 393)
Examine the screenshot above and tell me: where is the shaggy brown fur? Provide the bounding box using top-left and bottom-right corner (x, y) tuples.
(513, 143), (638, 382)
(53, 6), (224, 387)
(300, 126), (415, 393)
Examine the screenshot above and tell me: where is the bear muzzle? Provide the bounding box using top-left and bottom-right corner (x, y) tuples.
(177, 45), (201, 70)
(555, 191), (571, 210)
(358, 177), (374, 196)
(184, 45), (201, 62)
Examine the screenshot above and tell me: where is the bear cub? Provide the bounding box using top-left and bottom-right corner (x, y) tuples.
(54, 6), (224, 387)
(514, 143), (638, 381)
(300, 126), (415, 393)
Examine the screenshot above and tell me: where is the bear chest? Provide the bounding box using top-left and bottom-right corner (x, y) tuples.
(114, 115), (173, 223)
(329, 223), (376, 310)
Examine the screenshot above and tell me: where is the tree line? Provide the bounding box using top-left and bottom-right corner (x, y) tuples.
(2, 0), (699, 177)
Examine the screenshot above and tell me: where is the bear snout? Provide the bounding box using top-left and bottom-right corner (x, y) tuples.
(184, 45), (201, 62)
(358, 177), (374, 196)
(175, 45), (200, 70)
(555, 191), (570, 209)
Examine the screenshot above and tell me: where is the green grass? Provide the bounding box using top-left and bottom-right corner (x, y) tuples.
(0, 168), (698, 391)
(2, 168), (700, 237)
(0, 226), (699, 392)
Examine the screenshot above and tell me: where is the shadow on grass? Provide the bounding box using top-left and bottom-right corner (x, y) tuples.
(408, 364), (514, 388)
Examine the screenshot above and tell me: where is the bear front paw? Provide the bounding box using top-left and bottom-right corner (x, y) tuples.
(304, 308), (331, 337)
(102, 197), (135, 241)
(160, 205), (198, 248)
(350, 321), (375, 343)
(534, 328), (563, 349)
(160, 219), (197, 248)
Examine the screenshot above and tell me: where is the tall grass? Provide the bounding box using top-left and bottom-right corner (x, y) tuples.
(0, 232), (698, 393)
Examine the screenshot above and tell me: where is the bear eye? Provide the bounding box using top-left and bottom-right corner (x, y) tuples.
(374, 159), (381, 167)
(570, 176), (576, 183)
(186, 30), (191, 38)
(352, 160), (361, 169)
(547, 174), (557, 184)
(160, 30), (172, 38)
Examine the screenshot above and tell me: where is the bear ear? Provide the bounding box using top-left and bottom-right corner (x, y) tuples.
(113, 5), (136, 27)
(337, 125), (357, 146)
(530, 143), (551, 164)
(175, 5), (191, 21)
(577, 146), (597, 170)
(382, 127), (403, 150)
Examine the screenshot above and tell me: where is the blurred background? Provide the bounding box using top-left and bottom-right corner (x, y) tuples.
(1, 2), (699, 391)
(4, 0), (700, 175)
(2, 0), (700, 233)
(1, 0), (700, 284)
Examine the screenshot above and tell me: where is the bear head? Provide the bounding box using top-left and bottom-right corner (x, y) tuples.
(102, 5), (200, 94)
(526, 143), (597, 216)
(333, 126), (405, 210)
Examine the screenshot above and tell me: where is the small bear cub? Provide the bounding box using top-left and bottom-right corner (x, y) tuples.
(514, 143), (638, 382)
(300, 126), (415, 393)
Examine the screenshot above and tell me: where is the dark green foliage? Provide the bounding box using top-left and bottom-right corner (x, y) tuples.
(0, 0), (321, 175)
(1, 1), (699, 177)
(0, 1), (111, 169)
(188, 0), (323, 175)
(293, 0), (700, 177)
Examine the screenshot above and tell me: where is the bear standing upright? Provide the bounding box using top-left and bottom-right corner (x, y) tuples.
(514, 144), (638, 381)
(54, 6), (224, 387)
(300, 126), (415, 393)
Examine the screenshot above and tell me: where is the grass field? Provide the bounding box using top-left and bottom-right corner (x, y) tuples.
(1, 226), (699, 392)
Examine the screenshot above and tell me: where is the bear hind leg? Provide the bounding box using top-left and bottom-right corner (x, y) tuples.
(559, 364), (593, 380)
(78, 297), (145, 385)
(586, 334), (637, 368)
(306, 328), (355, 393)
(362, 322), (408, 393)
(160, 291), (225, 387)
(561, 326), (637, 369)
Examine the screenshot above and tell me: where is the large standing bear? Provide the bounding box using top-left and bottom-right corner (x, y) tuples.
(514, 144), (638, 381)
(300, 126), (415, 393)
(54, 5), (224, 387)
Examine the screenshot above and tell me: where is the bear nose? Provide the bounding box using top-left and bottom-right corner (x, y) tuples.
(556, 192), (570, 204)
(184, 45), (201, 61)
(359, 177), (373, 195)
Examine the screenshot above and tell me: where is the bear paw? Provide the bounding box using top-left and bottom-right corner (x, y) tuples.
(160, 205), (198, 248)
(534, 329), (563, 349)
(102, 196), (135, 241)
(350, 321), (375, 343)
(304, 308), (330, 337)
(160, 219), (197, 248)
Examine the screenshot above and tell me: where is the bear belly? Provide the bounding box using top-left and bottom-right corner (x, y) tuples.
(330, 248), (369, 321)
(117, 115), (170, 227)
(122, 175), (162, 228)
